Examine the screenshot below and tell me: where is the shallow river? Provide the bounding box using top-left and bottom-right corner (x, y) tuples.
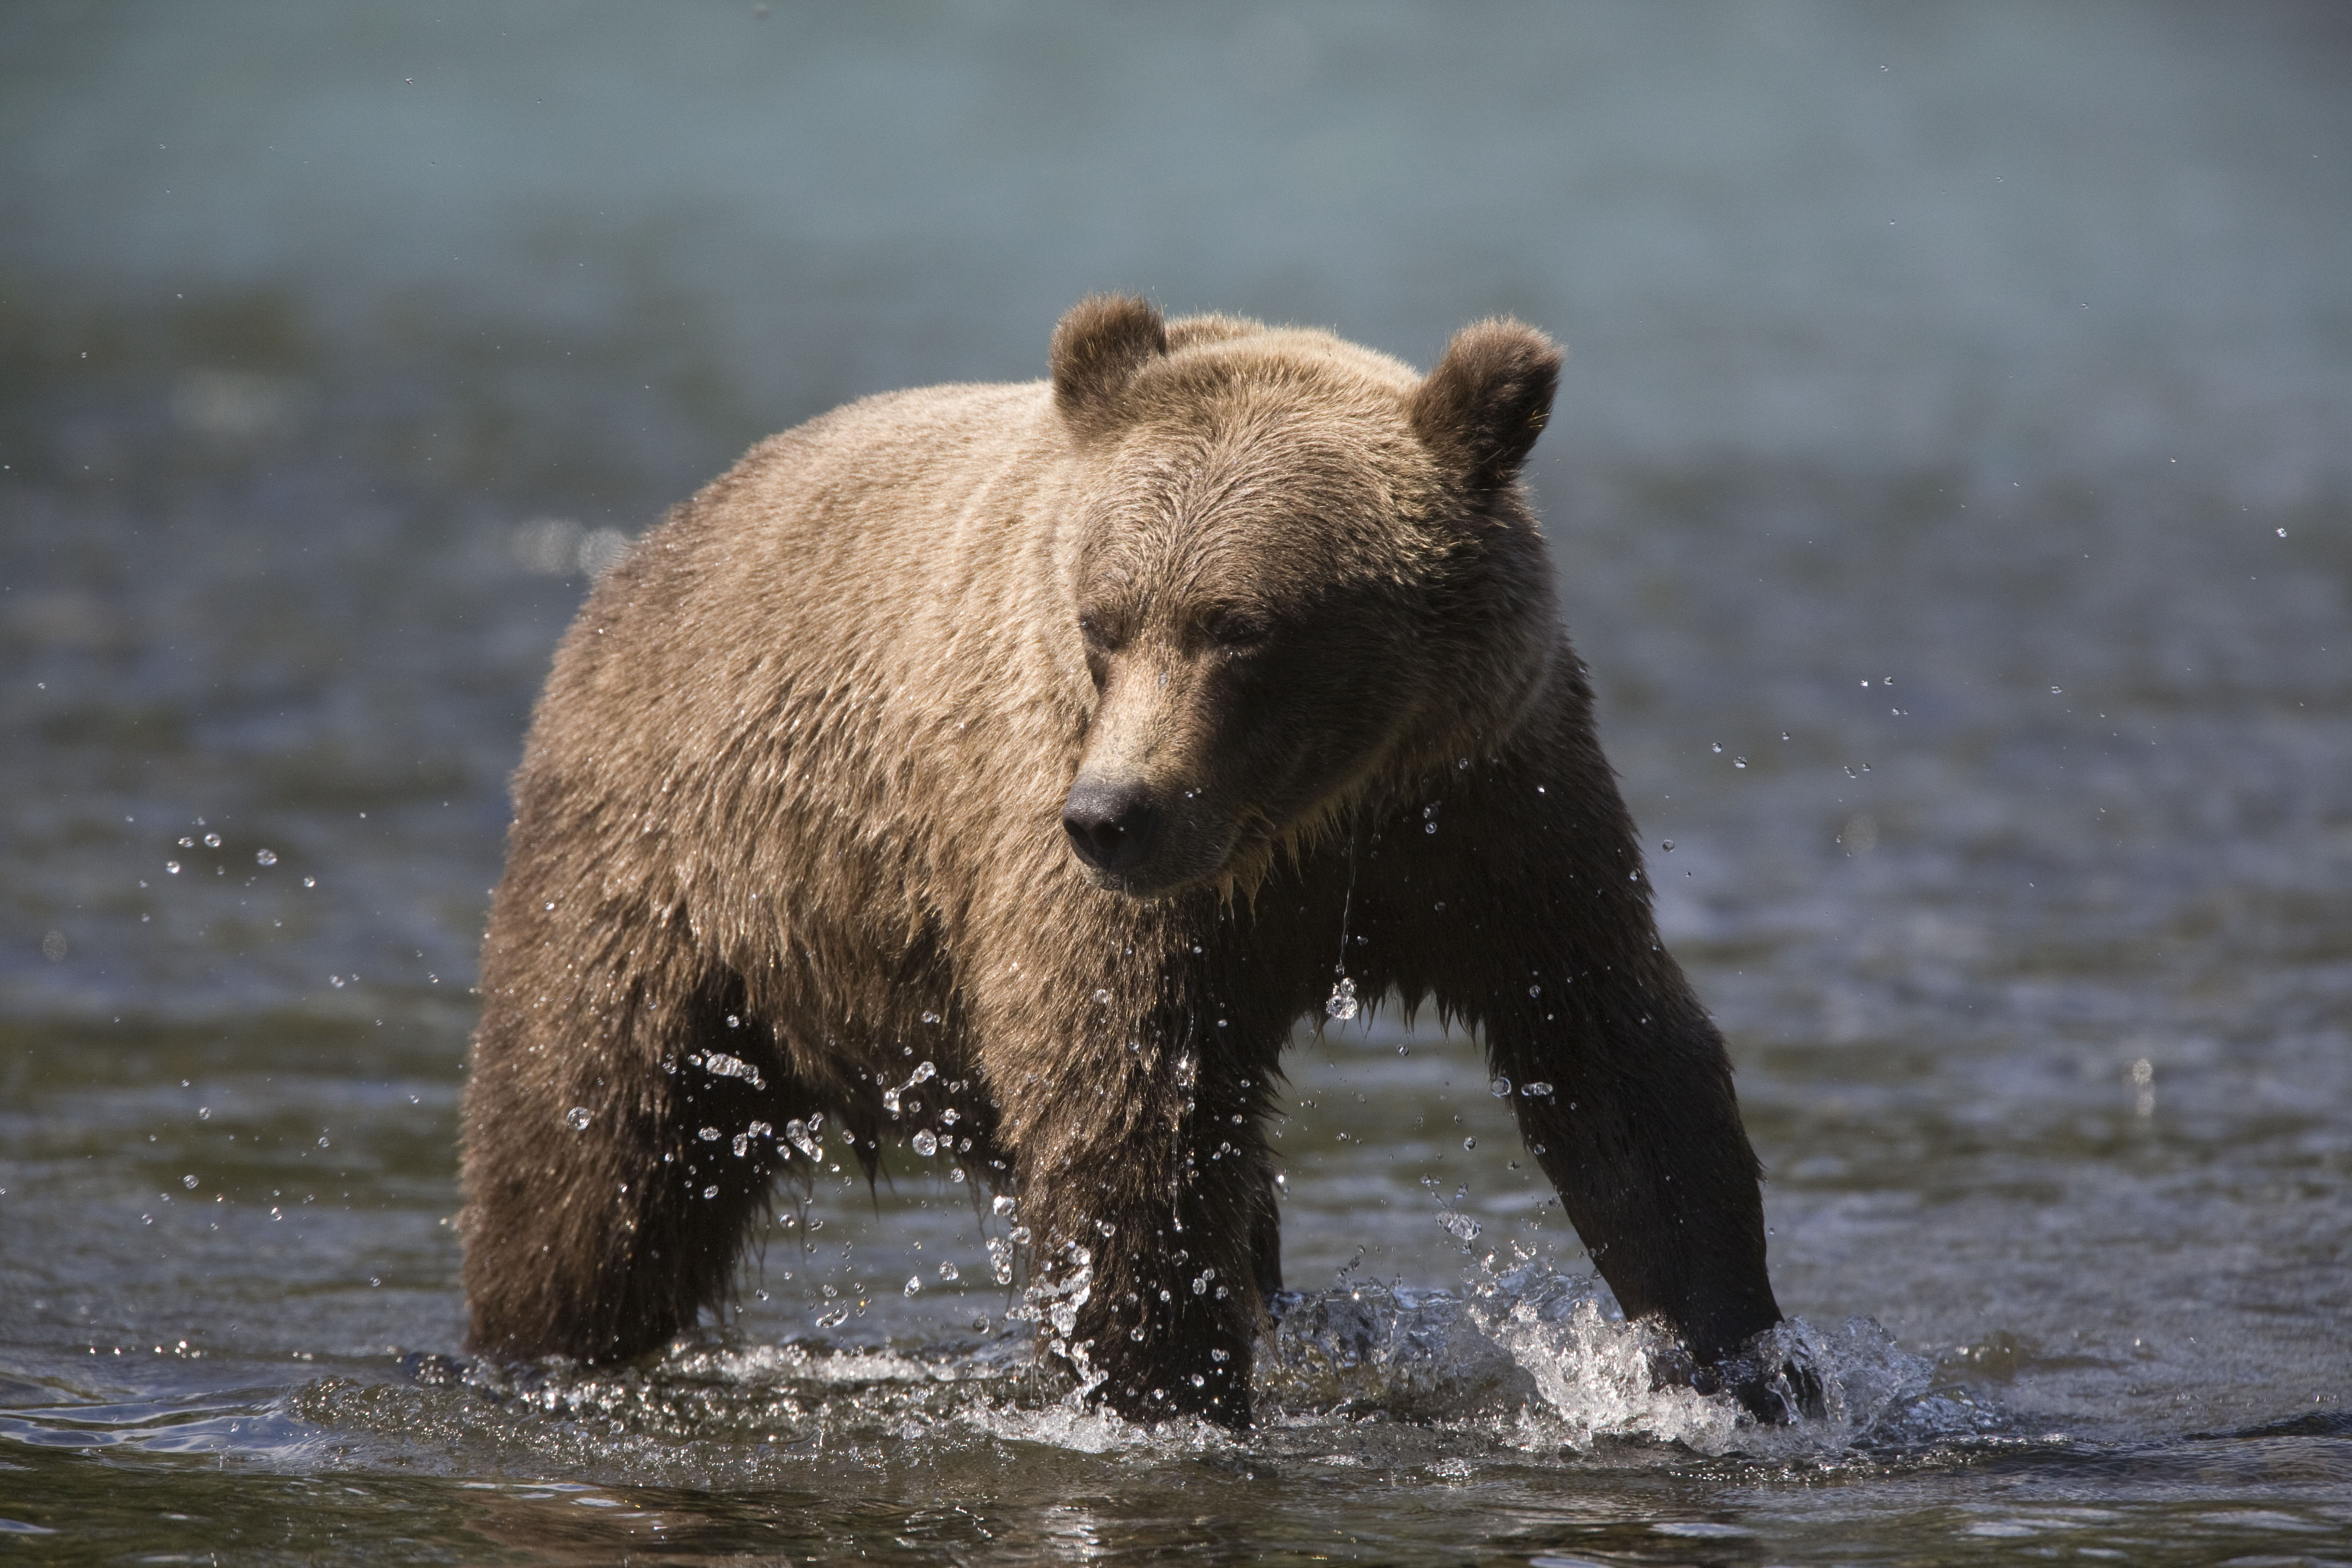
(4, 5), (2349, 1563)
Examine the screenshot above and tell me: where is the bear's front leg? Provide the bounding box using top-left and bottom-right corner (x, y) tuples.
(999, 1037), (1273, 1430)
(1495, 996), (1782, 1365)
(1392, 695), (1787, 1387)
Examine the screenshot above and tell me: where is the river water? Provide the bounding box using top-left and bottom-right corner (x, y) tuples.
(3, 5), (2348, 1563)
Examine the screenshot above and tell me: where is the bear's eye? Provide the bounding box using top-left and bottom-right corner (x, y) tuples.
(1201, 611), (1270, 654)
(1077, 614), (1117, 654)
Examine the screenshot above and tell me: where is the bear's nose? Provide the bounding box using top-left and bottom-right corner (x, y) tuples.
(1062, 779), (1160, 874)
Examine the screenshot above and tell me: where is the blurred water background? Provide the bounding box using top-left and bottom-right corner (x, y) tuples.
(3, 3), (2348, 1563)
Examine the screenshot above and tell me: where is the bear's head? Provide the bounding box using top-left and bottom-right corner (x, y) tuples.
(1048, 296), (1563, 899)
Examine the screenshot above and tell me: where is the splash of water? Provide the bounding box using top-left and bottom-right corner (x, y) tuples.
(1259, 1259), (1945, 1456)
(362, 1259), (1965, 1481)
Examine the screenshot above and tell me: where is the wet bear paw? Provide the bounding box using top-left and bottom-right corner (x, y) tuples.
(1653, 1329), (1828, 1424)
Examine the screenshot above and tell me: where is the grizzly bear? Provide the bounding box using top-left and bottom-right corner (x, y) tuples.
(458, 296), (1790, 1427)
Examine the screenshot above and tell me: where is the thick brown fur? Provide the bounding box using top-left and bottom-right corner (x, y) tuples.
(458, 297), (1785, 1427)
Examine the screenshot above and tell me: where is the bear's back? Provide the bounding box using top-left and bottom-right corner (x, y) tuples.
(507, 377), (1083, 952)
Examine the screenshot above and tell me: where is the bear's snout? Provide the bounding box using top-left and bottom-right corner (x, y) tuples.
(1061, 776), (1162, 878)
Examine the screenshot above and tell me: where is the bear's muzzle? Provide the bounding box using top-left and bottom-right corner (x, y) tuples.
(1061, 775), (1163, 877)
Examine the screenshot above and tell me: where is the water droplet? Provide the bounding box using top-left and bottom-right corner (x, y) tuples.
(1325, 976), (1359, 1021)
(1733, 757), (1747, 769)
(1489, 1075), (1511, 1097)
(182, 1174), (198, 1189)
(1527, 982), (1542, 997)
(1093, 989), (1111, 1005)
(302, 876), (315, 888)
(992, 1195), (1017, 1216)
(1711, 742), (1723, 753)
(1521, 1081), (1554, 1097)
(702, 1185), (719, 1199)
(179, 837), (195, 848)
(1462, 1137), (1476, 1150)
(202, 833), (221, 848)
(699, 1050), (764, 1088)
(912, 1130), (939, 1156)
(255, 849), (277, 866)
(732, 1133), (750, 1157)
(2050, 685), (2063, 695)
(165, 861), (181, 874)
(1010, 1225), (1031, 1244)
(564, 1106), (592, 1131)
(1660, 839), (1674, 852)
(904, 1275), (923, 1297)
(938, 1262), (960, 1282)
(698, 1125), (721, 1142)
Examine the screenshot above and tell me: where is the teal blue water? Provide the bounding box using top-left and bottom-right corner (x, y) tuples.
(4, 5), (2348, 1562)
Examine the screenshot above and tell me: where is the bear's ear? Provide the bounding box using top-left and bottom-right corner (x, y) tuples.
(1409, 319), (1562, 494)
(1051, 295), (1168, 438)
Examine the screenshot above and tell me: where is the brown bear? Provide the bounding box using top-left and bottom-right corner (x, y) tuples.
(457, 296), (1789, 1428)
